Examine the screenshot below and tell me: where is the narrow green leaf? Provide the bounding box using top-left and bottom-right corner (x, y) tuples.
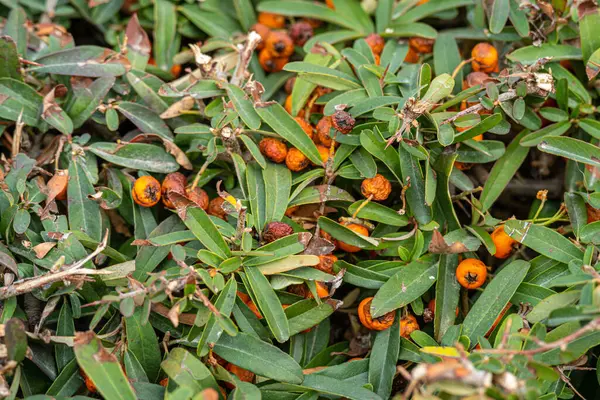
(181, 207), (231, 259)
(489, 0), (509, 34)
(125, 309), (161, 382)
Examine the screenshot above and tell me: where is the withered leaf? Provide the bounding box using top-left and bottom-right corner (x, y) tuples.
(33, 242), (57, 259)
(428, 229), (469, 254)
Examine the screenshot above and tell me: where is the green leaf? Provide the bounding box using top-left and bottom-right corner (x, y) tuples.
(301, 374), (382, 400)
(68, 158), (102, 242)
(67, 77), (115, 129)
(41, 93), (73, 135)
(213, 332), (304, 384)
(181, 207), (231, 259)
(527, 290), (581, 323)
(347, 201), (409, 226)
(5, 318), (27, 362)
(318, 217), (379, 249)
(0, 78), (44, 127)
(519, 121), (571, 147)
(116, 102), (173, 140)
(504, 220), (584, 264)
(74, 332), (136, 400)
(479, 130), (529, 211)
(579, 9), (600, 63)
(539, 136), (600, 169)
(55, 301), (75, 371)
(246, 163), (266, 232)
(31, 46), (128, 77)
(349, 147), (377, 178)
(4, 8), (26, 56)
(508, 0), (529, 37)
(399, 146), (431, 225)
(288, 185), (355, 206)
(264, 163), (292, 224)
(89, 142), (179, 174)
(288, 301), (335, 337)
(511, 282), (556, 307)
(180, 4), (241, 39)
(197, 277), (237, 356)
(283, 62), (362, 91)
(489, 0), (509, 34)
(245, 266), (290, 342)
(395, 0), (474, 24)
(161, 347), (219, 392)
(153, 0), (178, 70)
(507, 44), (582, 64)
(434, 254), (460, 341)
(420, 73), (455, 106)
(433, 36), (462, 94)
(579, 118), (600, 140)
(360, 129), (403, 182)
(462, 260), (530, 346)
(46, 358), (83, 397)
(255, 102), (323, 165)
(368, 311), (400, 399)
(125, 309), (161, 382)
(224, 84), (261, 130)
(371, 259), (437, 317)
(0, 37), (22, 80)
(385, 22), (438, 39)
(452, 113), (502, 143)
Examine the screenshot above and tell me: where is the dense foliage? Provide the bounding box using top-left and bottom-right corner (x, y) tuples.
(2, 0), (600, 399)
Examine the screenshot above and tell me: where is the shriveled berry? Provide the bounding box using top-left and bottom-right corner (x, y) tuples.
(314, 254), (337, 274)
(295, 117), (313, 140)
(462, 71), (492, 90)
(316, 116), (335, 147)
(186, 186), (209, 210)
(259, 137), (288, 163)
(208, 197), (227, 220)
(471, 43), (499, 74)
(361, 174), (392, 201)
(332, 110), (355, 134)
(408, 37), (434, 54)
(289, 21), (313, 46)
(284, 77), (296, 94)
(263, 221), (294, 243)
(161, 172), (187, 209)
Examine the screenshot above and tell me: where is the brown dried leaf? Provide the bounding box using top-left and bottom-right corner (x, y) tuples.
(428, 229), (469, 254)
(0, 251), (19, 277)
(303, 234), (335, 256)
(163, 139), (193, 170)
(74, 331), (95, 346)
(160, 96), (195, 119)
(33, 242), (57, 259)
(125, 14), (151, 57)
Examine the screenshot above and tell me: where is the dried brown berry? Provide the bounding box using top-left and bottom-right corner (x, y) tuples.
(259, 137), (288, 163)
(314, 254), (337, 274)
(289, 21), (313, 46)
(161, 172), (187, 209)
(332, 110), (356, 134)
(263, 221), (294, 243)
(316, 116), (335, 147)
(361, 174), (392, 201)
(462, 71), (492, 90)
(208, 197), (227, 220)
(186, 186), (209, 210)
(284, 77), (296, 94)
(286, 148), (310, 172)
(295, 117), (313, 140)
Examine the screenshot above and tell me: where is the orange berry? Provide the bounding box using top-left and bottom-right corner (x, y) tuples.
(454, 161), (472, 171)
(284, 94), (294, 114)
(336, 223), (369, 253)
(472, 134), (484, 141)
(374, 53), (381, 66)
(361, 174), (392, 201)
(286, 147), (310, 172)
(427, 299), (459, 318)
(325, 0), (335, 9)
(316, 116), (335, 147)
(284, 77), (296, 94)
(81, 369), (96, 393)
(471, 43), (498, 74)
(208, 197), (227, 220)
(314, 281), (329, 298)
(358, 297), (395, 331)
(257, 12), (285, 29)
(159, 378), (169, 387)
(295, 117), (313, 140)
(409, 37), (434, 54)
(251, 23), (271, 51)
(314, 254), (337, 274)
(258, 49), (288, 73)
(225, 363), (255, 388)
(285, 205), (299, 217)
(417, 0), (429, 4)
(265, 31), (294, 58)
(259, 137), (288, 163)
(288, 282), (329, 298)
(491, 225), (517, 259)
(456, 258), (487, 289)
(485, 303), (511, 336)
(132, 175), (161, 207)
(186, 186), (209, 210)
(365, 33), (385, 55)
(404, 47), (419, 63)
(400, 314), (420, 338)
(315, 144), (331, 166)
(161, 172), (187, 209)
